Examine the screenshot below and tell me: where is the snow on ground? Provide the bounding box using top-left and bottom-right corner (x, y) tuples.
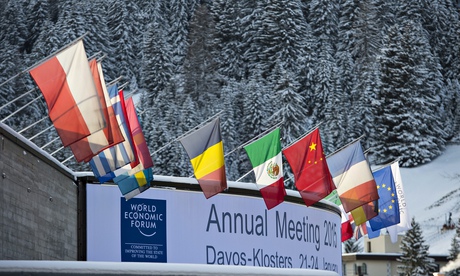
(400, 144), (460, 255)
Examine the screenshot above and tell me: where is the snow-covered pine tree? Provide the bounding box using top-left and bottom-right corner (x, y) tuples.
(218, 80), (246, 181)
(374, 18), (445, 166)
(183, 2), (220, 119)
(106, 1), (142, 89)
(398, 217), (437, 276)
(141, 19), (174, 106)
(343, 238), (362, 253)
(308, 0), (341, 126)
(209, 0), (246, 83)
(268, 63), (308, 146)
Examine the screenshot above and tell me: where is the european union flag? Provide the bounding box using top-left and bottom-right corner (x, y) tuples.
(368, 165), (400, 231)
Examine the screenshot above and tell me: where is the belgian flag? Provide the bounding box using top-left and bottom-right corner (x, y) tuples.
(179, 118), (227, 198)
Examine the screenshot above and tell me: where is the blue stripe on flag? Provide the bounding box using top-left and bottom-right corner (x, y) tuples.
(326, 141), (365, 178)
(89, 85), (136, 182)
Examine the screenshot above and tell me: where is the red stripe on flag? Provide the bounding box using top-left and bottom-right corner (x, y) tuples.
(340, 179), (379, 212)
(259, 178), (286, 210)
(125, 98), (152, 169)
(30, 57), (90, 146)
(198, 165), (227, 199)
(120, 93), (139, 168)
(341, 220), (354, 242)
(68, 60), (125, 162)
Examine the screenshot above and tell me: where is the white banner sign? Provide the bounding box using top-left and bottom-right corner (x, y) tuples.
(87, 184), (341, 274)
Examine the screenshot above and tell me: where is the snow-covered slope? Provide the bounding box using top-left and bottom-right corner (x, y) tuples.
(400, 144), (460, 255)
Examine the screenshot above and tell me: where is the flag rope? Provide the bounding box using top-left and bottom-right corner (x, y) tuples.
(326, 134), (365, 158)
(0, 32), (89, 89)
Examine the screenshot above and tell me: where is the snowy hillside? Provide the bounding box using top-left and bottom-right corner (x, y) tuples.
(400, 144), (460, 255)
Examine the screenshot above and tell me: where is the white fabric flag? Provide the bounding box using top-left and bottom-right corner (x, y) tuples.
(386, 162), (411, 243)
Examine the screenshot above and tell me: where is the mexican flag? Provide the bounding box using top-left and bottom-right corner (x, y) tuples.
(244, 128), (286, 210)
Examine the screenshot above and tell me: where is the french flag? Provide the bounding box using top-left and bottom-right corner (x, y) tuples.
(326, 141), (379, 213)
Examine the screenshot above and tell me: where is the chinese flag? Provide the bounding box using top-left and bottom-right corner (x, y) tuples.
(283, 128), (335, 206)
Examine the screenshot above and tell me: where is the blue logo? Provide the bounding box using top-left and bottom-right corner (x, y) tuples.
(120, 198), (167, 262)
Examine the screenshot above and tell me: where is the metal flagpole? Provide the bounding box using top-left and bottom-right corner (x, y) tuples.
(326, 134), (365, 158)
(238, 120), (284, 150)
(124, 89), (138, 99)
(50, 146), (64, 156)
(40, 136), (60, 150)
(282, 122), (323, 150)
(149, 111), (225, 158)
(118, 82), (129, 90)
(0, 88), (38, 111)
(235, 170), (253, 182)
(17, 117), (48, 134)
(0, 94), (43, 123)
(28, 124), (53, 141)
(61, 155), (74, 165)
(0, 32), (89, 89)
(107, 76), (123, 87)
(371, 158), (401, 172)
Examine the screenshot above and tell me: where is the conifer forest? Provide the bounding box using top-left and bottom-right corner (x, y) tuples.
(1, 0), (460, 187)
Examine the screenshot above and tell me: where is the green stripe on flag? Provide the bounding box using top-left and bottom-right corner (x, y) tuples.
(244, 128), (281, 168)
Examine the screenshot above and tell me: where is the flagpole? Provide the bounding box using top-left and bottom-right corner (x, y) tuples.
(149, 111), (224, 157)
(175, 111), (224, 141)
(28, 124), (53, 141)
(107, 76), (123, 87)
(95, 53), (106, 62)
(282, 121), (323, 150)
(0, 88), (38, 112)
(124, 89), (138, 99)
(17, 117), (48, 134)
(119, 82), (130, 90)
(40, 136), (60, 150)
(0, 94), (43, 123)
(326, 134), (365, 158)
(371, 158), (401, 172)
(222, 120), (285, 159)
(50, 146), (64, 156)
(236, 170), (253, 182)
(238, 120), (284, 150)
(61, 155), (74, 164)
(88, 51), (102, 61)
(0, 32), (89, 89)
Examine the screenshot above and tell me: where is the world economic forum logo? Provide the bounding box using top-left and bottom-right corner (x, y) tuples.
(120, 198), (167, 262)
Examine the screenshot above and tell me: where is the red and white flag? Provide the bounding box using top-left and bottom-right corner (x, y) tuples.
(29, 40), (106, 147)
(68, 60), (124, 162)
